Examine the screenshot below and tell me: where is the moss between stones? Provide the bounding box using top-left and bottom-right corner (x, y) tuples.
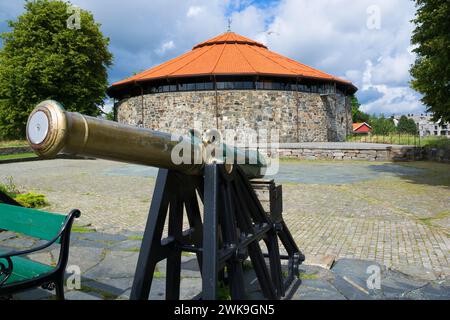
(78, 285), (118, 300)
(298, 272), (319, 280)
(126, 235), (143, 241)
(418, 211), (450, 227)
(72, 225), (96, 234)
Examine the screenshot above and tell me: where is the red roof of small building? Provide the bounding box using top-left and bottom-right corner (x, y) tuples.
(353, 122), (372, 133)
(109, 32), (357, 92)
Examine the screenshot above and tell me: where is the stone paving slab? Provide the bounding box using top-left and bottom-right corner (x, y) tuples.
(1, 230), (449, 300)
(0, 158), (449, 299)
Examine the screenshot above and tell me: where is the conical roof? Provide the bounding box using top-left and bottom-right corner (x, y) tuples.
(109, 32), (356, 91)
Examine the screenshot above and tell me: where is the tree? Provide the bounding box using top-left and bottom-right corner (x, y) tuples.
(350, 95), (369, 123)
(0, 0), (113, 139)
(369, 114), (396, 135)
(397, 115), (418, 134)
(410, 0), (450, 122)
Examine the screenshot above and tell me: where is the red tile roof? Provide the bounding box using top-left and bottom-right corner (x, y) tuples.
(110, 32), (356, 90)
(353, 122), (372, 132)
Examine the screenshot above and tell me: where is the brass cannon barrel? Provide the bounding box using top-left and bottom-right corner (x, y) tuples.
(26, 100), (266, 178)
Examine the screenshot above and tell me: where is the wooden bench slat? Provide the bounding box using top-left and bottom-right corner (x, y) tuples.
(0, 204), (66, 242)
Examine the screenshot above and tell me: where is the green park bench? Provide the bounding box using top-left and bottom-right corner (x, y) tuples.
(0, 197), (80, 300)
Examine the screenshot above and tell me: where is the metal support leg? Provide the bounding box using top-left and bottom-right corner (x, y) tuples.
(130, 170), (171, 300)
(129, 165), (303, 301)
(202, 164), (219, 300)
(166, 197), (184, 300)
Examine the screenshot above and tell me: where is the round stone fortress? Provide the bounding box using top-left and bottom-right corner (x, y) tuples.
(107, 32), (357, 143)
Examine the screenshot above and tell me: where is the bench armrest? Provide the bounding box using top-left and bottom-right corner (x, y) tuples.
(0, 209), (80, 259)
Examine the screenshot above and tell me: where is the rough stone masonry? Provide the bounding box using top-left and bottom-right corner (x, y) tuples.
(116, 90), (352, 143)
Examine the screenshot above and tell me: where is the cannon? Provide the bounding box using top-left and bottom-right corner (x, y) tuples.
(26, 100), (303, 300)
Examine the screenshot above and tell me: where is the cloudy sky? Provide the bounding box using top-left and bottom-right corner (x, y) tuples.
(0, 0), (424, 115)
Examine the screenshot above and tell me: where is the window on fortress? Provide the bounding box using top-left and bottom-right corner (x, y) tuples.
(263, 81), (274, 90)
(136, 79), (348, 95)
(196, 82), (206, 90)
(224, 82), (235, 90)
(216, 82), (226, 89)
(245, 81), (254, 89)
(272, 82), (282, 90)
(233, 81), (254, 89)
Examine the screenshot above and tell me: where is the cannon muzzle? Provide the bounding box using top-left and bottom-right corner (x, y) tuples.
(26, 100), (266, 178)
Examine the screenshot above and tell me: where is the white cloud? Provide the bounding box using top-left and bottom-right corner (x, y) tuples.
(155, 40), (175, 56)
(360, 85), (423, 115)
(187, 6), (205, 18)
(259, 0), (423, 115)
(0, 0), (424, 115)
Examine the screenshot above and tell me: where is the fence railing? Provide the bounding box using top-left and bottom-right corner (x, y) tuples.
(347, 133), (450, 147)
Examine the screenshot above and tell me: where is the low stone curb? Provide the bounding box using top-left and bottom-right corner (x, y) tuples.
(0, 146), (32, 155)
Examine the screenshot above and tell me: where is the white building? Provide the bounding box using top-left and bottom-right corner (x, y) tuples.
(393, 114), (449, 137)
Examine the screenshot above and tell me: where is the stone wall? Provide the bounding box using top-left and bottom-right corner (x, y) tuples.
(260, 143), (423, 162)
(0, 146), (32, 155)
(423, 147), (450, 163)
(116, 90), (352, 143)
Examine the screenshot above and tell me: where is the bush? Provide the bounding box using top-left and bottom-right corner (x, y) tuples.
(0, 176), (48, 208)
(14, 192), (48, 208)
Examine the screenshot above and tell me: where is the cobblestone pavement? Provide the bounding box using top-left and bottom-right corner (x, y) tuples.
(1, 230), (449, 300)
(0, 159), (449, 281)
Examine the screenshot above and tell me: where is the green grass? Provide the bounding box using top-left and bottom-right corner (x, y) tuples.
(422, 137), (450, 149)
(217, 281), (231, 300)
(298, 272), (319, 280)
(347, 134), (450, 148)
(72, 225), (96, 234)
(0, 152), (36, 160)
(127, 235), (143, 241)
(0, 140), (28, 148)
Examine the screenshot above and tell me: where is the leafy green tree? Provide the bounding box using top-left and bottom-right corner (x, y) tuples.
(369, 114), (396, 135)
(105, 111), (115, 121)
(396, 115), (418, 134)
(411, 0), (450, 122)
(350, 95), (369, 123)
(0, 0), (113, 139)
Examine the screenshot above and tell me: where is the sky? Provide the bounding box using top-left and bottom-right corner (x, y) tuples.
(0, 0), (425, 116)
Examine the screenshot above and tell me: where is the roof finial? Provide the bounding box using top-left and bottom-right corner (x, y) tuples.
(227, 18), (232, 32)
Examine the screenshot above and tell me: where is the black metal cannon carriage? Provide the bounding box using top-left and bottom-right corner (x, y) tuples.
(22, 100), (305, 300)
